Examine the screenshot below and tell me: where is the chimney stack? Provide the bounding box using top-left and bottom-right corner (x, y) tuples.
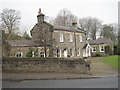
(72, 20), (77, 28)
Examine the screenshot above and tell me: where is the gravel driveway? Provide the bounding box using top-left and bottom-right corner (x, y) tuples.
(89, 57), (118, 76)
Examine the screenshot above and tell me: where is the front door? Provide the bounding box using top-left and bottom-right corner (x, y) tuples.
(83, 49), (86, 57)
(64, 49), (67, 57)
(88, 48), (91, 56)
(86, 47), (91, 57)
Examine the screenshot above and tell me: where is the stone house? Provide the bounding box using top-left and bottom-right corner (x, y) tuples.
(30, 9), (86, 58)
(88, 37), (114, 56)
(7, 40), (50, 57)
(5, 9), (113, 58)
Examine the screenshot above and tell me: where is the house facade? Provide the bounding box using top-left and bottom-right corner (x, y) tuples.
(30, 9), (86, 58)
(88, 37), (114, 56)
(4, 9), (113, 58)
(7, 40), (50, 57)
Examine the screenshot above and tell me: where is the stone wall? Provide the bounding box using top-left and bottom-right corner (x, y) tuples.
(2, 57), (90, 74)
(9, 46), (50, 57)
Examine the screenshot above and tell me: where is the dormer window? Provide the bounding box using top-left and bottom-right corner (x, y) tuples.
(60, 33), (64, 42)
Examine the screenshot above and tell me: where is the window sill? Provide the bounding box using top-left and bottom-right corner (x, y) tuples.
(92, 51), (96, 52)
(100, 51), (104, 52)
(59, 42), (64, 43)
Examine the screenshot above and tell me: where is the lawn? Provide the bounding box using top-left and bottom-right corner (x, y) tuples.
(101, 55), (120, 68)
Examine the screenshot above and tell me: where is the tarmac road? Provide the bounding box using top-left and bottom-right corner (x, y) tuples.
(2, 76), (119, 88)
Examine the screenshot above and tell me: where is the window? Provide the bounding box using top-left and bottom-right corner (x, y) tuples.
(32, 51), (35, 57)
(70, 34), (73, 42)
(80, 35), (83, 42)
(60, 33), (64, 42)
(56, 49), (60, 57)
(16, 52), (23, 57)
(64, 48), (68, 57)
(70, 48), (74, 57)
(92, 46), (96, 52)
(40, 52), (45, 57)
(100, 46), (104, 52)
(77, 48), (80, 56)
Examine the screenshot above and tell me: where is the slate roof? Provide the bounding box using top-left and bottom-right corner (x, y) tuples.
(88, 38), (110, 45)
(54, 26), (85, 33)
(7, 40), (50, 47)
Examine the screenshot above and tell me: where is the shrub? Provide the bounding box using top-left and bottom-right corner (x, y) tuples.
(95, 52), (101, 57)
(26, 48), (35, 57)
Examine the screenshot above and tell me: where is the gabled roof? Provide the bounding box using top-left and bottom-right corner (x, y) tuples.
(83, 44), (88, 49)
(53, 26), (85, 33)
(7, 40), (50, 47)
(31, 20), (85, 34)
(83, 42), (91, 49)
(88, 37), (111, 45)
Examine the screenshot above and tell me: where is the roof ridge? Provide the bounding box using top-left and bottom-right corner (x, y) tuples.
(54, 25), (85, 33)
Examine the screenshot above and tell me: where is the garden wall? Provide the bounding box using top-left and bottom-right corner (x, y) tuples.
(2, 57), (90, 74)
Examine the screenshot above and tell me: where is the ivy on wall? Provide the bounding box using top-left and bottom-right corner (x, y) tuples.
(26, 48), (35, 57)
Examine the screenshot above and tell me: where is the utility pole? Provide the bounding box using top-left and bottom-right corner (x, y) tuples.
(74, 32), (77, 57)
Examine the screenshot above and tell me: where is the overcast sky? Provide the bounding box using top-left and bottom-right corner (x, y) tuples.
(0, 0), (119, 34)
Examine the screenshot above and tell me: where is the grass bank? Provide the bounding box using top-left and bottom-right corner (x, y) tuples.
(101, 55), (120, 68)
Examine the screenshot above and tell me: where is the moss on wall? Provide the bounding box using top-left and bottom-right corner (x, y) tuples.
(2, 57), (90, 74)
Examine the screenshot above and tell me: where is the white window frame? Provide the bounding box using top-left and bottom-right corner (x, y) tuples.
(16, 52), (23, 57)
(69, 34), (73, 42)
(70, 48), (74, 57)
(32, 51), (35, 57)
(60, 33), (64, 42)
(56, 49), (60, 57)
(100, 46), (104, 52)
(60, 49), (62, 57)
(40, 51), (45, 57)
(92, 46), (96, 52)
(77, 48), (80, 56)
(80, 35), (83, 42)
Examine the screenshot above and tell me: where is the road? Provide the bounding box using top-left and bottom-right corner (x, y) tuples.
(2, 76), (118, 88)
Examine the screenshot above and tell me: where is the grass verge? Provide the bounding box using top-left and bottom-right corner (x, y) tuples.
(101, 55), (120, 68)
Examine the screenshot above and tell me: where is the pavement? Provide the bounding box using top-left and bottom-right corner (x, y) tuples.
(2, 57), (118, 81)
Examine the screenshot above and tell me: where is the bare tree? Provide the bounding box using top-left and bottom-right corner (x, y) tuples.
(44, 16), (55, 25)
(0, 8), (21, 39)
(102, 24), (118, 44)
(111, 23), (118, 37)
(22, 31), (31, 40)
(54, 8), (77, 27)
(90, 18), (102, 40)
(79, 17), (93, 38)
(79, 17), (102, 40)
(2, 30), (11, 56)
